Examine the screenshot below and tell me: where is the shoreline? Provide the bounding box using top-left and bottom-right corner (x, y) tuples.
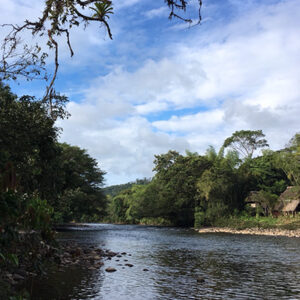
(196, 227), (300, 238)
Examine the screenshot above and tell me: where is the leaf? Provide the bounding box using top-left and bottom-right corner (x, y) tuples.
(7, 253), (19, 266)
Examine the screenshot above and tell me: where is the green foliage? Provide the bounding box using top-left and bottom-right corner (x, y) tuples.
(194, 208), (206, 228)
(90, 1), (114, 20)
(223, 130), (269, 159)
(108, 132), (298, 228)
(274, 133), (300, 186)
(211, 215), (300, 230)
(0, 82), (59, 200)
(52, 143), (107, 222)
(139, 217), (173, 226)
(248, 150), (289, 195)
(103, 178), (151, 198)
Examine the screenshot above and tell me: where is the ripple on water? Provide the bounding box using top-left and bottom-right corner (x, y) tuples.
(27, 225), (300, 300)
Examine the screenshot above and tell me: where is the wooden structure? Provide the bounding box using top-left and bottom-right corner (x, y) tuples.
(245, 191), (259, 207)
(277, 186), (300, 216)
(245, 191), (268, 216)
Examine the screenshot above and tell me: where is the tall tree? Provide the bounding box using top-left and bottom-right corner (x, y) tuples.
(274, 133), (300, 186)
(0, 82), (59, 197)
(223, 130), (269, 159)
(54, 143), (107, 221)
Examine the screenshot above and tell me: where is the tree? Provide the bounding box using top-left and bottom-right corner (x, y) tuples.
(196, 153), (243, 225)
(0, 82), (59, 198)
(223, 130), (269, 159)
(1, 0), (202, 100)
(274, 133), (300, 186)
(248, 150), (289, 195)
(152, 151), (211, 225)
(54, 143), (107, 221)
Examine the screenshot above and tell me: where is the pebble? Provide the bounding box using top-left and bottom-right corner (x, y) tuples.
(196, 227), (300, 238)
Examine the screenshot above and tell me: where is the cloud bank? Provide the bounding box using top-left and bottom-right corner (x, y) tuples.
(1, 0), (299, 185)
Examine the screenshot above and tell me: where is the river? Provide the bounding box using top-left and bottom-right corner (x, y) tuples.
(28, 224), (300, 299)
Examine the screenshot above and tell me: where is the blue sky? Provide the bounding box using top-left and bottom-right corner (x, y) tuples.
(1, 0), (300, 186)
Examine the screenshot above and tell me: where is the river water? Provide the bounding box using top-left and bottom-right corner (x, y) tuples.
(29, 224), (300, 300)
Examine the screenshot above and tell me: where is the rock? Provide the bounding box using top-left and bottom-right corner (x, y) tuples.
(143, 268), (149, 272)
(96, 249), (104, 255)
(96, 262), (104, 267)
(105, 267), (117, 272)
(125, 263), (133, 267)
(121, 252), (127, 255)
(197, 277), (205, 283)
(106, 251), (117, 257)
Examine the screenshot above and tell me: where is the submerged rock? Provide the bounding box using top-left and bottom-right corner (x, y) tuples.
(105, 267), (117, 272)
(197, 277), (205, 283)
(125, 263), (133, 267)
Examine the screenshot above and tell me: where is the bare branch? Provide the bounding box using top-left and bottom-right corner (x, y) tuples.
(61, 29), (74, 57)
(44, 31), (59, 101)
(73, 6), (113, 39)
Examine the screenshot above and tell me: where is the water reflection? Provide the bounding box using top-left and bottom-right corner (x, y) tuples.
(28, 225), (300, 300)
(27, 264), (104, 300)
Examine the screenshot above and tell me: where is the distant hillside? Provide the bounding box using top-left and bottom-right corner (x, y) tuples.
(103, 178), (151, 198)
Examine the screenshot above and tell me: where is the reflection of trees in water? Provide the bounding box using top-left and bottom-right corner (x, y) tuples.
(25, 264), (105, 300)
(152, 246), (300, 299)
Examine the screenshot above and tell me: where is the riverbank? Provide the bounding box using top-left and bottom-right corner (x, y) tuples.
(1, 238), (123, 299)
(196, 227), (300, 237)
(196, 215), (300, 237)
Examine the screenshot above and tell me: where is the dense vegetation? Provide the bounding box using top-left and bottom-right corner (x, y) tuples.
(103, 178), (151, 198)
(0, 82), (106, 298)
(107, 131), (300, 227)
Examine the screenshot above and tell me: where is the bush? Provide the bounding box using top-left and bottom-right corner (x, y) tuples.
(194, 211), (206, 228)
(139, 217), (173, 226)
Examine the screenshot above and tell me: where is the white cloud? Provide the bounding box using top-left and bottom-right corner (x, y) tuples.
(2, 0), (300, 185)
(58, 113), (190, 185)
(153, 109), (224, 133)
(144, 6), (169, 19)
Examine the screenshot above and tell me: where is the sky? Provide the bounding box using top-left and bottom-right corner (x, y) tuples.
(1, 0), (300, 186)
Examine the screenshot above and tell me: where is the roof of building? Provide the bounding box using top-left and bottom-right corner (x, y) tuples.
(282, 200), (300, 212)
(279, 186), (300, 202)
(245, 191), (260, 203)
(275, 186), (300, 212)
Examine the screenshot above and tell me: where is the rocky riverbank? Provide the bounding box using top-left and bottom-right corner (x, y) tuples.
(196, 227), (300, 237)
(1, 240), (131, 298)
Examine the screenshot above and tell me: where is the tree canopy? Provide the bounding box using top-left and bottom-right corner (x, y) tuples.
(223, 130), (269, 159)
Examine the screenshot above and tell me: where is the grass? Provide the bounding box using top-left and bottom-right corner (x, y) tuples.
(211, 215), (300, 230)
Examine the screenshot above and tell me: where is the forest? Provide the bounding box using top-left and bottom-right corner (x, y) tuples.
(106, 131), (300, 227)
